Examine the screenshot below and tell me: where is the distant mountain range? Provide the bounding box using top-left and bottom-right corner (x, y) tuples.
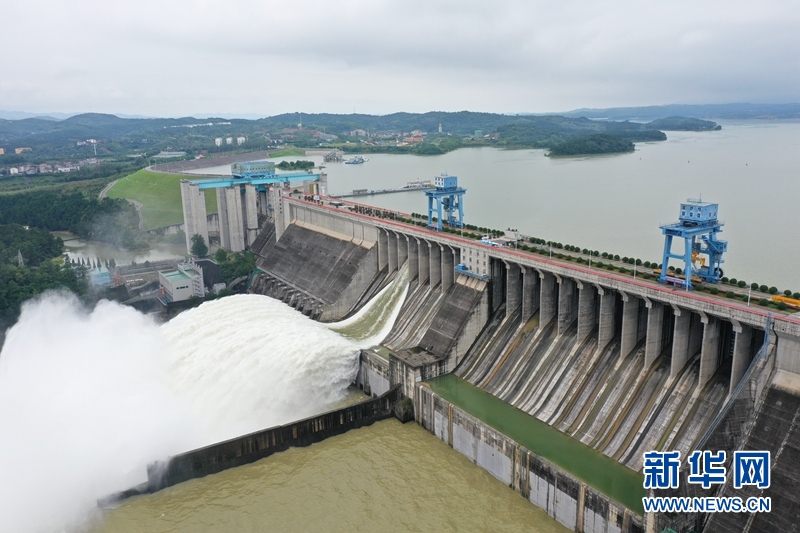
(3, 102), (799, 123)
(0, 110), (158, 121)
(556, 103), (800, 121)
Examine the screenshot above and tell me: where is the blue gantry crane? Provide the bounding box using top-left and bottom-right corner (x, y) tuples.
(658, 199), (727, 290)
(426, 174), (466, 231)
(192, 161), (318, 189)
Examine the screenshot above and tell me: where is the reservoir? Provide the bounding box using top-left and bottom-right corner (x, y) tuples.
(189, 120), (800, 291)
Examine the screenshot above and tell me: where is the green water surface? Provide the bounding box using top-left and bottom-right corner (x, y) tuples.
(425, 374), (645, 514)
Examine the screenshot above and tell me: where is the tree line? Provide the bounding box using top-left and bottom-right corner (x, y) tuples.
(0, 191), (143, 248)
(0, 224), (84, 321)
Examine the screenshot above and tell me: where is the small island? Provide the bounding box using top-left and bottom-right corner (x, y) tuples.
(547, 134), (635, 156)
(645, 117), (721, 131)
(276, 160), (315, 171)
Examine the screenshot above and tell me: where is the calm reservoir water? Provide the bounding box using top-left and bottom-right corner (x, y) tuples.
(190, 120), (800, 291)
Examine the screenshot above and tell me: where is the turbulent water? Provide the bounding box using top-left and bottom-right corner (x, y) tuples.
(0, 271), (409, 533)
(329, 263), (409, 346)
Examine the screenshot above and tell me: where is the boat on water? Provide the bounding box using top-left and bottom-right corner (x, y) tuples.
(344, 156), (368, 164)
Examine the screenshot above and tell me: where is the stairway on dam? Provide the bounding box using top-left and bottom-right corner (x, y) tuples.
(703, 383), (800, 533)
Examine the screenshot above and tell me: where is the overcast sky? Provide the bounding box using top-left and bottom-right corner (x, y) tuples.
(2, 0), (799, 117)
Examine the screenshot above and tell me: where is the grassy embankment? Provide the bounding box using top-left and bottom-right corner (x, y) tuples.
(106, 149), (305, 230)
(267, 148), (306, 158)
(107, 169), (217, 230)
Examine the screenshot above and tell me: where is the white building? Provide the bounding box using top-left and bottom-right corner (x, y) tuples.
(214, 138), (223, 147)
(236, 136), (246, 145)
(226, 137), (233, 145)
(158, 262), (205, 303)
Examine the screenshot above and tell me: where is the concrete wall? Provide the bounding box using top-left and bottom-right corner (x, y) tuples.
(148, 386), (400, 492)
(356, 349), (391, 397)
(180, 180), (208, 253)
(417, 385), (643, 533)
(253, 222), (380, 321)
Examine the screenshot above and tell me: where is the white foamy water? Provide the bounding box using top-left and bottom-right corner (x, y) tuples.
(0, 294), (193, 533)
(161, 294), (362, 443)
(329, 263), (409, 347)
(0, 272), (409, 533)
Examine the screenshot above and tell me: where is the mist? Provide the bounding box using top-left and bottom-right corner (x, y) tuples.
(0, 291), (368, 532)
(0, 293), (193, 532)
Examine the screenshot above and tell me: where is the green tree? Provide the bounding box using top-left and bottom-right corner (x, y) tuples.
(214, 248), (229, 263)
(190, 234), (208, 258)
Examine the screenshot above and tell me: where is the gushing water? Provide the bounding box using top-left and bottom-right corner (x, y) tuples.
(0, 294), (193, 533)
(0, 270), (408, 533)
(329, 263), (409, 347)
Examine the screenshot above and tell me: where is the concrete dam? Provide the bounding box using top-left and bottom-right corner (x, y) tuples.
(245, 194), (800, 533)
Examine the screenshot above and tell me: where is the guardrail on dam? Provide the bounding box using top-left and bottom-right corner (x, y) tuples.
(247, 195), (800, 533)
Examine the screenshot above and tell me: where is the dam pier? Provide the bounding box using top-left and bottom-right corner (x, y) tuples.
(176, 174), (800, 533)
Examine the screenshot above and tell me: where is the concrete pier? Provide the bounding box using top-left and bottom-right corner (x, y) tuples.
(430, 242), (442, 288)
(387, 231), (398, 274)
(557, 277), (578, 335)
(506, 262), (522, 317)
(408, 237), (419, 281)
(398, 234), (408, 267)
(699, 314), (721, 387)
(644, 301), (665, 368)
(576, 282), (597, 344)
(217, 186), (245, 252)
(418, 238), (430, 287)
(244, 184), (259, 247)
(521, 267), (540, 323)
(180, 180), (209, 253)
(730, 323), (753, 391)
(378, 230), (389, 271)
(539, 271), (557, 327)
(671, 307), (691, 377)
(597, 287), (616, 351)
(620, 292), (640, 358)
(441, 246), (455, 294)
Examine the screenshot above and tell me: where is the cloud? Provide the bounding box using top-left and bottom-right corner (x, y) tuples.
(2, 0), (799, 116)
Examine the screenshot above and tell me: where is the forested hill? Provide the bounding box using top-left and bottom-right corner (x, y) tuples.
(0, 224), (85, 322)
(548, 134), (635, 156)
(0, 111), (720, 146)
(496, 117), (668, 149)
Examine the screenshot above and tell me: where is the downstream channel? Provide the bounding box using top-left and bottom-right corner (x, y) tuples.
(93, 420), (568, 533)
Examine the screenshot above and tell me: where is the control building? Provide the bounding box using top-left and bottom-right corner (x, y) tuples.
(158, 262), (205, 303)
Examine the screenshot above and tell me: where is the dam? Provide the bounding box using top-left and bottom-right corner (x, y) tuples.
(177, 182), (800, 532)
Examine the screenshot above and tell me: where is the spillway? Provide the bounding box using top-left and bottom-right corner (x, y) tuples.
(454, 306), (730, 471)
